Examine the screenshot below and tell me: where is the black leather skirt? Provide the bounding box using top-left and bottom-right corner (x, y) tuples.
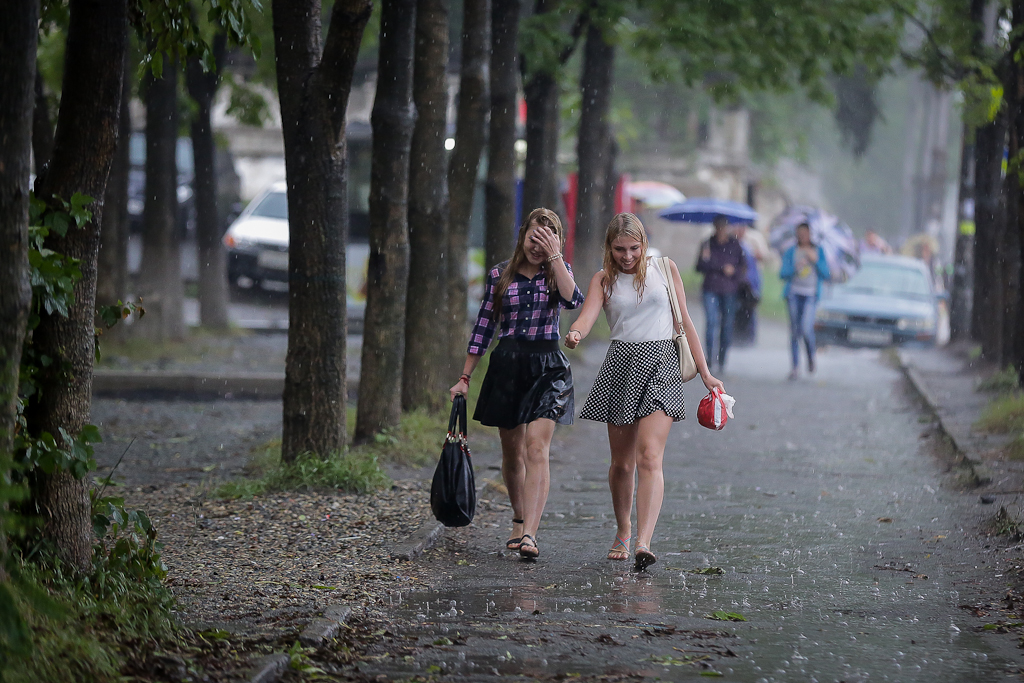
(473, 338), (574, 430)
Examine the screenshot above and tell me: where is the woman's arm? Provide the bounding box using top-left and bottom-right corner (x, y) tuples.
(532, 224), (580, 302)
(450, 353), (484, 400)
(564, 272), (606, 348)
(669, 258), (725, 393)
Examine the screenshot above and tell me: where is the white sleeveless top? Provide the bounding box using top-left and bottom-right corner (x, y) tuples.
(604, 258), (674, 342)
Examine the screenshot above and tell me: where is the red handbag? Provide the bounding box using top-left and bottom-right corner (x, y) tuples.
(697, 388), (729, 431)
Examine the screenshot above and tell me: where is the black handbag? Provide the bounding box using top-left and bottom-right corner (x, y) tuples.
(430, 395), (477, 527)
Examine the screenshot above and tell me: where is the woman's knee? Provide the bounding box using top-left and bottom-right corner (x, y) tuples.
(635, 445), (664, 473)
(524, 439), (550, 464)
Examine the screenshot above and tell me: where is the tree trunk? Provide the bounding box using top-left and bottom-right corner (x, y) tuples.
(447, 0), (491, 374)
(274, 0), (372, 460)
(1012, 0), (1024, 380)
(97, 55), (131, 316)
(522, 70), (560, 214)
(32, 67), (54, 174)
(950, 125), (974, 342)
(355, 0), (417, 442)
(974, 109), (1008, 360)
(0, 0), (38, 577)
(138, 57), (186, 341)
(402, 0), (451, 413)
(187, 34), (230, 331)
(28, 0), (128, 572)
(574, 21), (615, 279)
(484, 0), (519, 271)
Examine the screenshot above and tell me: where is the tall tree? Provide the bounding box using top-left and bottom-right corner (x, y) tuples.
(28, 0), (129, 571)
(520, 0), (586, 215)
(484, 0), (520, 271)
(574, 19), (615, 279)
(447, 0), (491, 371)
(402, 0), (451, 413)
(0, 0), (39, 576)
(186, 32), (231, 331)
(273, 0), (372, 460)
(97, 54), (131, 317)
(356, 0), (417, 442)
(137, 56), (186, 342)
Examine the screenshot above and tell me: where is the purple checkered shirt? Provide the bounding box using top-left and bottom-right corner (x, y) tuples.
(467, 260), (585, 355)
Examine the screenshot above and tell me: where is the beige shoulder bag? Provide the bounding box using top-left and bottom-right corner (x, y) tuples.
(657, 256), (699, 382)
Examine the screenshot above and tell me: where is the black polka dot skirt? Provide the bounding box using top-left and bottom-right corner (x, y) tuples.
(579, 339), (686, 426)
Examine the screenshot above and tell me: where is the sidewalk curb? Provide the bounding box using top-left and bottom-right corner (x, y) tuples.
(896, 349), (992, 486)
(92, 370), (283, 399)
(247, 653), (289, 683)
(391, 521), (445, 561)
(298, 605), (354, 647)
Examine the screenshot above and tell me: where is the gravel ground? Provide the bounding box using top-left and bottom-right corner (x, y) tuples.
(127, 481), (435, 634)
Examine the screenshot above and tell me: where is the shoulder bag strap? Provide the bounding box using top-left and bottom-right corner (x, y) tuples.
(658, 257), (685, 336)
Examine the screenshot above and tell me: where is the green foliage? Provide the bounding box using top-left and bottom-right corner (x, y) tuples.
(136, 0), (264, 77)
(976, 392), (1024, 434)
(705, 610), (747, 622)
(224, 76), (272, 127)
(977, 366), (1021, 393)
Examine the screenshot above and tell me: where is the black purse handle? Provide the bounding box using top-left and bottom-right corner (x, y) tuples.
(448, 394), (468, 437)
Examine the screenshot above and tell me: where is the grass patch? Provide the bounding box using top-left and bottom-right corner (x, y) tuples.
(96, 326), (250, 365)
(978, 366), (1021, 393)
(995, 506), (1024, 539)
(976, 392), (1024, 460)
(215, 446), (390, 499)
(976, 392), (1024, 434)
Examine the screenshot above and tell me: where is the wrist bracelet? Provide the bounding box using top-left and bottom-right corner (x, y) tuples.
(546, 252), (562, 262)
(460, 374), (472, 383)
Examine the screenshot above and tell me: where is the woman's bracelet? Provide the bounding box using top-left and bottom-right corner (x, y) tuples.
(460, 374), (472, 383)
(546, 252), (562, 262)
(569, 329), (581, 337)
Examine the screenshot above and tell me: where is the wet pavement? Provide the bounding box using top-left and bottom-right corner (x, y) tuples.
(346, 323), (1024, 681)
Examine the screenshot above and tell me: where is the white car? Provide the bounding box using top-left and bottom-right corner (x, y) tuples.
(223, 182), (369, 319)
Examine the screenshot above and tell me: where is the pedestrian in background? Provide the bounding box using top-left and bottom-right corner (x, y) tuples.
(780, 222), (830, 380)
(733, 223), (763, 346)
(566, 213), (722, 570)
(696, 214), (747, 373)
(450, 208), (584, 560)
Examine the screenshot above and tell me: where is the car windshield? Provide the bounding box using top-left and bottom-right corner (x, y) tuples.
(250, 191), (288, 220)
(838, 263), (932, 299)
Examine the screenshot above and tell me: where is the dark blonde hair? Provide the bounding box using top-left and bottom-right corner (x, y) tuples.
(492, 208), (566, 321)
(602, 213), (649, 302)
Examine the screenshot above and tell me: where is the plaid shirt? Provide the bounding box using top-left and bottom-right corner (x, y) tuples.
(467, 260), (585, 355)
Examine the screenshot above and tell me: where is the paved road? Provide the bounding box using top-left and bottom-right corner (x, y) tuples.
(343, 322), (1022, 681)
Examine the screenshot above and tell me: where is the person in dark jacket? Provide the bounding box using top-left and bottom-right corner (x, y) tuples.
(696, 214), (747, 373)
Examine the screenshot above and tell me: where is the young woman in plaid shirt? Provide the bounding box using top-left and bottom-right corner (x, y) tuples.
(450, 208), (584, 559)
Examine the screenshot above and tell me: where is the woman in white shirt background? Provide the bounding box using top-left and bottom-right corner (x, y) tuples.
(565, 213), (723, 570)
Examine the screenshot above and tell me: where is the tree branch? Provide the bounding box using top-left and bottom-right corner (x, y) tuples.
(319, 0), (374, 134)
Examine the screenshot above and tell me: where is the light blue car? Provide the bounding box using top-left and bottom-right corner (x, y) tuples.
(814, 254), (940, 347)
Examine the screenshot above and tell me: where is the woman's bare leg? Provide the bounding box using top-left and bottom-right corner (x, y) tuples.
(634, 411), (673, 551)
(520, 418), (556, 540)
(499, 425), (527, 544)
(607, 422), (639, 556)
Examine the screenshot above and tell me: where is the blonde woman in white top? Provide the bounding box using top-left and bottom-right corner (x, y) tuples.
(566, 213), (723, 570)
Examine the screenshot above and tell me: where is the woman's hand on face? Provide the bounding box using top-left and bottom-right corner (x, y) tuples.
(449, 378), (469, 402)
(702, 373), (724, 394)
(530, 225), (561, 258)
(564, 329), (582, 349)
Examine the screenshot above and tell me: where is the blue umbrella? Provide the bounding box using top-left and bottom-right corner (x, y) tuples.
(658, 197), (758, 224)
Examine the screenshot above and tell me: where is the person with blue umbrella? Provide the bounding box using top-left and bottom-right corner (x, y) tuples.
(696, 215), (747, 373)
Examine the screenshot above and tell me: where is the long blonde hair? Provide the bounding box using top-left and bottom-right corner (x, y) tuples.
(492, 208), (566, 322)
(602, 213), (649, 302)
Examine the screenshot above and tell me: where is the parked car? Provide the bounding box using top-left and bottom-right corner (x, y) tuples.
(222, 182), (370, 318)
(814, 254), (941, 347)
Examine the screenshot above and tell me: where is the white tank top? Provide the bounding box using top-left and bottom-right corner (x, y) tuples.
(604, 258), (674, 342)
